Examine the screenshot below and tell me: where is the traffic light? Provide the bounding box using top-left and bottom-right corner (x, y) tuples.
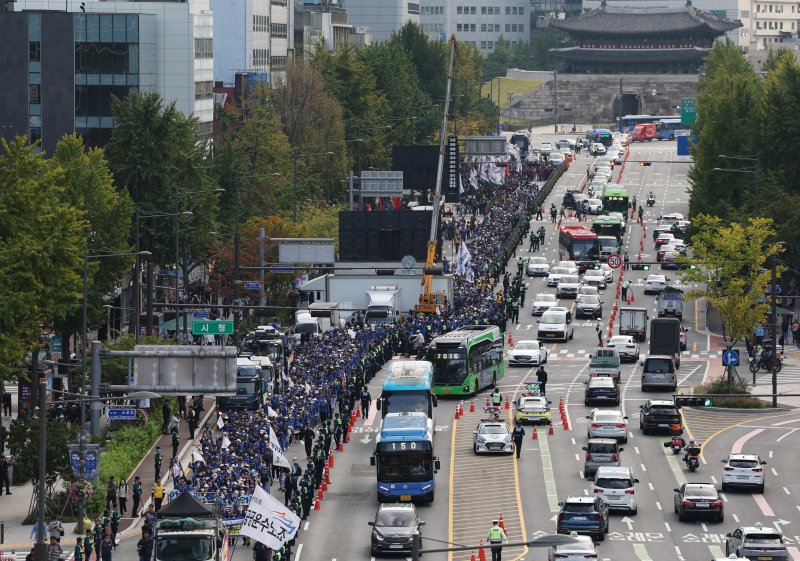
(630, 263), (650, 271)
(639, 162), (652, 167)
(592, 263), (601, 270)
(675, 396), (713, 407)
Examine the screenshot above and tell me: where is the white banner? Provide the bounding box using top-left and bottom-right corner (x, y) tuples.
(191, 450), (206, 464)
(267, 406), (278, 418)
(239, 485), (301, 550)
(221, 436), (231, 449)
(269, 427), (291, 469)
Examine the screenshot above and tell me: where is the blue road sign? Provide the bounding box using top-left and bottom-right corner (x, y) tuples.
(722, 350), (740, 367)
(108, 408), (137, 421)
(243, 282), (262, 290)
(765, 285), (782, 294)
(192, 310), (210, 318)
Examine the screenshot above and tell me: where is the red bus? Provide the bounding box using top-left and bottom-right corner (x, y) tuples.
(559, 225), (599, 272)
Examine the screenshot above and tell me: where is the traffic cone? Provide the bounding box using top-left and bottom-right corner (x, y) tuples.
(508, 334), (515, 349)
(321, 480), (328, 492)
(478, 540), (487, 561)
(504, 397), (510, 410)
(460, 401), (465, 417)
(563, 418), (569, 430)
(350, 411), (356, 425)
(470, 552), (476, 561)
(316, 489), (324, 502)
(532, 426), (538, 440)
(356, 404), (361, 418)
(631, 292), (635, 303)
(499, 514), (506, 531)
(485, 397), (491, 408)
(548, 424), (555, 436)
(325, 469), (331, 485)
(314, 498), (321, 510)
(640, 239), (644, 251)
(337, 441), (344, 452)
(470, 399), (475, 413)
(328, 454), (334, 468)
(626, 296), (631, 305)
(455, 406), (460, 420)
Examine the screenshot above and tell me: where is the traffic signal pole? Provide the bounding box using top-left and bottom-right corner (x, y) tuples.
(771, 256), (778, 408)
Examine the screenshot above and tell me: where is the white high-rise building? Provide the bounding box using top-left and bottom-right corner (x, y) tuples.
(343, 0), (419, 42)
(737, 0), (800, 52)
(15, 0), (215, 139)
(211, 0), (292, 86)
(419, 0), (528, 53)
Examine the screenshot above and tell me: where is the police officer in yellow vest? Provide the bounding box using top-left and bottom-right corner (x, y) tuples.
(490, 387), (502, 407)
(486, 519), (508, 561)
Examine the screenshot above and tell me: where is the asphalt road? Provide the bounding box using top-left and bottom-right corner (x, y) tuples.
(110, 137), (800, 561)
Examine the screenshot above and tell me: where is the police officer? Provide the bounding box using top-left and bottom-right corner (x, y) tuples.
(486, 519), (508, 561)
(621, 279), (630, 301)
(511, 424), (525, 458)
(360, 386), (372, 421)
(536, 365), (548, 396)
(490, 387), (502, 408)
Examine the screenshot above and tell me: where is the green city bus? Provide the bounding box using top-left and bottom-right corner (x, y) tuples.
(602, 184), (630, 213)
(591, 215), (625, 241)
(428, 325), (504, 397)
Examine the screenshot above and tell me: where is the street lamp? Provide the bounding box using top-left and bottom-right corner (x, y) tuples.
(292, 152), (333, 223)
(713, 155), (761, 214)
(69, 249), (150, 539)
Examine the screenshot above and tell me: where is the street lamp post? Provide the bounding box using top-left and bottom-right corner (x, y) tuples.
(292, 151), (333, 223)
(714, 155), (761, 215)
(78, 248), (150, 535)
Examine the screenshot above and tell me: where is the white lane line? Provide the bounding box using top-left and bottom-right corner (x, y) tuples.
(538, 423), (561, 512)
(770, 450), (774, 459)
(784, 487), (792, 495)
(304, 521), (309, 531)
(575, 453), (580, 461)
(709, 546), (725, 559)
(777, 428), (798, 443)
(635, 446), (641, 455)
(648, 482), (654, 491)
(294, 544), (303, 561)
(583, 488), (589, 495)
(656, 501), (662, 511)
(733, 513), (740, 523)
(571, 437), (576, 446)
(721, 493), (728, 503)
(579, 470), (584, 479)
(675, 545), (685, 561)
(661, 436), (688, 486)
(701, 523), (708, 532)
(641, 463), (647, 472)
(633, 544), (653, 561)
(710, 476), (717, 484)
(772, 468), (779, 477)
(664, 522), (671, 532)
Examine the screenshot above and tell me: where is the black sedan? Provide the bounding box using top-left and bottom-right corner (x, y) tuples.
(584, 377), (620, 406)
(674, 483), (724, 522)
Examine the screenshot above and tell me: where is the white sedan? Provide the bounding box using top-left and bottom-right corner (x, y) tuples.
(583, 199), (604, 214)
(606, 335), (640, 362)
(587, 409), (628, 442)
(599, 263), (614, 283)
(532, 293), (558, 316)
(644, 274), (668, 294)
(548, 535), (598, 561)
(581, 269), (607, 289)
(508, 340), (549, 366)
(547, 267), (572, 287)
(527, 257), (550, 277)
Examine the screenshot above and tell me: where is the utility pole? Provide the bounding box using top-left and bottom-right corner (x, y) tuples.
(771, 256), (778, 408)
(34, 347), (47, 561)
(553, 69), (559, 134)
(258, 227), (266, 308)
(618, 78), (623, 131)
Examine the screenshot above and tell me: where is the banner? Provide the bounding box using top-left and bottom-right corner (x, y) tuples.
(268, 427), (290, 469)
(239, 485), (300, 550)
(221, 436), (231, 449)
(67, 444), (100, 481)
(221, 518), (244, 536)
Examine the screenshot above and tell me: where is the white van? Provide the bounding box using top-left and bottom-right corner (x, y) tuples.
(537, 306), (573, 343)
(593, 466), (639, 514)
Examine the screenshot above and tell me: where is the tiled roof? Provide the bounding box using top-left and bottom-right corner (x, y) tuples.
(550, 46), (710, 62)
(551, 6), (741, 36)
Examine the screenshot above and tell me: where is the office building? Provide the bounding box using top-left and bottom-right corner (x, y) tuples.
(419, 0), (528, 53)
(343, 0), (419, 42)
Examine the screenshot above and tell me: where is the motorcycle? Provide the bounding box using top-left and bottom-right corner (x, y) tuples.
(750, 348), (782, 373)
(646, 196), (656, 207)
(664, 437), (684, 454)
(685, 455), (700, 472)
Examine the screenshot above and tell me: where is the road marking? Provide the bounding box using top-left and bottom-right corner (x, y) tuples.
(772, 468), (779, 476)
(708, 545), (724, 559)
(579, 470), (584, 479)
(675, 545), (685, 561)
(733, 513), (740, 523)
(785, 487), (792, 495)
(634, 446), (640, 455)
(448, 409), (458, 561)
(701, 523), (708, 532)
(303, 521), (309, 531)
(732, 429), (765, 453)
(753, 494), (775, 516)
(721, 493), (728, 503)
(362, 401), (379, 427)
(574, 453), (580, 461)
(699, 410), (799, 458)
(633, 543), (653, 561)
(656, 501), (662, 510)
(665, 522), (671, 532)
(710, 476), (717, 484)
(777, 428), (798, 442)
(788, 547), (800, 561)
(661, 440), (688, 486)
(648, 482), (654, 491)
(294, 544), (303, 561)
(641, 463), (647, 472)
(511, 418), (531, 561)
(571, 437), (576, 445)
(770, 450), (774, 458)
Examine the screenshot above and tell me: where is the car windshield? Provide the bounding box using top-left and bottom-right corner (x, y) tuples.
(540, 311), (565, 323)
(479, 424), (508, 435)
(594, 412), (621, 422)
(586, 270), (604, 277)
(563, 503), (595, 513)
(590, 378), (615, 388)
(530, 257), (547, 264)
(556, 542), (594, 553)
(515, 341), (540, 350)
(651, 405), (678, 415)
(589, 443), (617, 453)
(560, 275), (579, 284)
(536, 294), (557, 302)
(646, 359), (673, 373)
(684, 486), (718, 498)
(729, 459), (759, 468)
(156, 537), (214, 561)
(550, 268), (569, 275)
(521, 398), (546, 408)
(610, 337), (632, 345)
(375, 510), (416, 527)
(596, 478), (632, 489)
(745, 534), (784, 545)
(648, 276), (666, 283)
(579, 296), (600, 305)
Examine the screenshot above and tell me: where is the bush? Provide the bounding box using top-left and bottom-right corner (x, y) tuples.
(694, 376), (766, 408)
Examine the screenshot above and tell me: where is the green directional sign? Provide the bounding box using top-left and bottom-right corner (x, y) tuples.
(192, 320), (234, 335)
(681, 97), (697, 126)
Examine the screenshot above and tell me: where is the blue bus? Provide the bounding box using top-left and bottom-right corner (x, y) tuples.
(377, 361), (437, 424)
(656, 118), (691, 140)
(586, 128), (614, 147)
(370, 412), (440, 502)
(619, 114), (680, 133)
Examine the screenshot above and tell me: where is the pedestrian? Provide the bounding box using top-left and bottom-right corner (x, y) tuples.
(106, 476), (117, 510)
(136, 528), (153, 561)
(596, 320), (603, 346)
(47, 536), (63, 561)
(2, 393), (11, 416)
(621, 280), (629, 301)
(253, 542), (269, 561)
(302, 426), (314, 459)
(486, 519), (508, 561)
(0, 455), (12, 494)
(47, 516), (63, 543)
(171, 426), (179, 459)
(637, 205), (644, 223)
(131, 476), (142, 517)
(161, 401), (171, 435)
(535, 205), (543, 221)
(623, 251), (630, 270)
(117, 478), (128, 517)
(83, 530), (93, 561)
(187, 408), (197, 440)
(110, 507), (120, 548)
(74, 538), (84, 561)
(153, 446), (162, 479)
(360, 386), (371, 420)
(152, 480), (165, 512)
(517, 257), (524, 275)
(100, 529), (114, 561)
(536, 365), (548, 396)
(512, 424), (525, 458)
(490, 386), (502, 408)
(792, 319), (800, 348)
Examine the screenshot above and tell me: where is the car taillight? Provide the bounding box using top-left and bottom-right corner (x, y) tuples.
(625, 489), (635, 494)
(616, 424), (627, 428)
(558, 514), (566, 523)
(594, 488), (603, 493)
(682, 500), (693, 507)
(711, 501), (723, 507)
(595, 514), (604, 521)
(753, 468), (763, 472)
(554, 554), (569, 559)
(613, 453), (618, 461)
(591, 423), (602, 428)
(724, 467), (735, 471)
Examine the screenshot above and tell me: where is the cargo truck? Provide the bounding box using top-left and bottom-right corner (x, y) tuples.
(619, 308), (648, 342)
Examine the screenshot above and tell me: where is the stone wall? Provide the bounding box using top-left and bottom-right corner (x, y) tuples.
(504, 72), (700, 126)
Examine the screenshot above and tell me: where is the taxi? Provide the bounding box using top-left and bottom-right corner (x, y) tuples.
(513, 384), (552, 424)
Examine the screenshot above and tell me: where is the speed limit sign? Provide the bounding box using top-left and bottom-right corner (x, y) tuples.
(607, 254), (622, 269)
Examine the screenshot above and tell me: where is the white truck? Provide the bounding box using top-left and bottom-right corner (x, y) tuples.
(618, 307), (648, 342)
(366, 285), (402, 324)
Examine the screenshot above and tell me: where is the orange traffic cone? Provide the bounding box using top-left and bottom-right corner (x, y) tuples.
(325, 469), (331, 485)
(328, 454), (334, 468)
(321, 480), (328, 492)
(470, 399), (475, 413)
(499, 514), (506, 531)
(548, 424), (555, 436)
(532, 426), (538, 440)
(314, 498), (321, 510)
(470, 552), (476, 561)
(478, 540), (487, 561)
(455, 406), (460, 420)
(356, 404), (361, 418)
(508, 334), (515, 349)
(626, 296), (631, 305)
(337, 441), (344, 452)
(563, 418), (570, 430)
(317, 489), (324, 502)
(485, 397), (491, 408)
(459, 401), (465, 417)
(504, 396), (510, 410)
(640, 239), (644, 251)
(631, 292), (635, 303)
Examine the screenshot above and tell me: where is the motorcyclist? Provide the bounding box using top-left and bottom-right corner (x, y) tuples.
(670, 417), (686, 448)
(647, 191), (655, 201)
(683, 438), (701, 462)
(411, 331), (425, 353)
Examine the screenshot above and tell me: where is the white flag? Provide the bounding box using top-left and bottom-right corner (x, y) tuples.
(469, 168), (478, 189)
(240, 485), (301, 550)
(191, 450), (205, 464)
(268, 427), (291, 469)
(459, 173), (464, 194)
(216, 416), (224, 430)
(221, 436), (231, 449)
(267, 406), (278, 418)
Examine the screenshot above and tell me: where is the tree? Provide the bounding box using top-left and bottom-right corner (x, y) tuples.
(679, 215), (784, 344)
(106, 92), (219, 275)
(483, 37), (514, 81)
(392, 23), (449, 104)
(529, 28), (574, 70)
(10, 413), (78, 487)
(0, 138), (86, 381)
(50, 135), (135, 345)
(761, 50), (800, 195)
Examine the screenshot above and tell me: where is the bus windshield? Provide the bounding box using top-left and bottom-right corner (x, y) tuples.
(383, 390), (431, 416)
(431, 350), (467, 385)
(377, 451), (433, 482)
(572, 238), (598, 260)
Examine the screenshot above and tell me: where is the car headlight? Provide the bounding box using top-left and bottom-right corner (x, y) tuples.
(476, 436), (486, 443)
(374, 533), (386, 542)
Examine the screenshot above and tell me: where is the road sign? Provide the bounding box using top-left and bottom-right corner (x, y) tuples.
(722, 349), (740, 367)
(607, 254), (622, 269)
(192, 310), (210, 319)
(681, 98), (697, 126)
(765, 284), (782, 294)
(192, 320), (234, 335)
(108, 408), (137, 421)
(243, 282), (262, 290)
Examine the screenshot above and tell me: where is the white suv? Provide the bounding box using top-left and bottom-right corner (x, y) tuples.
(592, 466), (638, 514)
(721, 453), (767, 493)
